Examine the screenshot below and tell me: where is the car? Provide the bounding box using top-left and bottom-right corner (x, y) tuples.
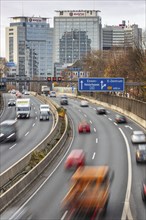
(96, 107), (106, 114)
(39, 110), (50, 121)
(80, 100), (88, 107)
(50, 91), (56, 97)
(115, 114), (127, 123)
(24, 90), (30, 95)
(39, 104), (50, 114)
(64, 149), (85, 169)
(131, 131), (146, 144)
(141, 179), (146, 202)
(135, 144), (146, 163)
(0, 120), (17, 143)
(78, 121), (91, 133)
(60, 97), (68, 105)
(8, 99), (16, 106)
(61, 94), (68, 99)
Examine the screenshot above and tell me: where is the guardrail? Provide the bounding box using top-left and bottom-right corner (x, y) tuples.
(0, 94), (69, 212)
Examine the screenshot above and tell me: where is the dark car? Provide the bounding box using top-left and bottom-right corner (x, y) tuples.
(136, 144), (146, 163)
(115, 114), (127, 123)
(96, 107), (106, 114)
(39, 111), (50, 121)
(0, 120), (17, 143)
(60, 97), (68, 105)
(8, 99), (16, 106)
(141, 179), (146, 202)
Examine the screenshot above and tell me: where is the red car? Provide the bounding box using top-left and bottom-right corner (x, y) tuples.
(64, 149), (85, 169)
(78, 121), (90, 133)
(141, 179), (146, 202)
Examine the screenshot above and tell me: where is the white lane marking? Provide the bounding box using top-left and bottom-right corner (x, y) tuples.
(108, 118), (112, 121)
(114, 122), (118, 126)
(32, 123), (35, 127)
(78, 109), (81, 112)
(61, 211), (68, 220)
(9, 115), (75, 220)
(34, 107), (35, 109)
(35, 117), (37, 120)
(92, 152), (96, 160)
(107, 111), (110, 113)
(94, 128), (96, 132)
(25, 132), (29, 136)
(96, 138), (98, 143)
(35, 112), (37, 114)
(104, 114), (107, 117)
(9, 144), (16, 149)
(125, 125), (133, 130)
(84, 114), (87, 117)
(119, 128), (133, 220)
(93, 108), (96, 110)
(90, 120), (92, 124)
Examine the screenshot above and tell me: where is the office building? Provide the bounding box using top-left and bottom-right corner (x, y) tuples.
(53, 10), (102, 66)
(103, 21), (142, 50)
(6, 16), (53, 79)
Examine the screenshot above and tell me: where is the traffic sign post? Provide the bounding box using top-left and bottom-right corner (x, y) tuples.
(78, 77), (125, 92)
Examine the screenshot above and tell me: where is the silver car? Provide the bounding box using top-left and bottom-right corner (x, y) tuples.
(39, 111), (50, 121)
(131, 131), (146, 144)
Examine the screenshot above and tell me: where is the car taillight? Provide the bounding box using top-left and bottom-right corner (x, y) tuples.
(144, 185), (146, 194)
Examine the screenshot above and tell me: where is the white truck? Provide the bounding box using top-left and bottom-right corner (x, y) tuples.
(41, 85), (50, 96)
(16, 98), (31, 119)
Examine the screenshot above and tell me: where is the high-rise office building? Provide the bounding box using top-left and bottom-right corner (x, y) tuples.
(103, 21), (142, 50)
(53, 10), (102, 66)
(6, 16), (53, 79)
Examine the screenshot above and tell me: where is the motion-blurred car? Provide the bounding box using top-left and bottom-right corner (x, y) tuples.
(8, 99), (16, 106)
(80, 100), (88, 107)
(131, 131), (146, 144)
(136, 144), (146, 163)
(0, 120), (17, 143)
(96, 107), (106, 114)
(50, 91), (56, 97)
(64, 149), (85, 169)
(141, 179), (146, 202)
(115, 114), (127, 123)
(39, 111), (50, 121)
(78, 121), (90, 133)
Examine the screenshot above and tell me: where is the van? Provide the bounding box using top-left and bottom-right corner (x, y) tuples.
(39, 104), (50, 114)
(0, 120), (17, 143)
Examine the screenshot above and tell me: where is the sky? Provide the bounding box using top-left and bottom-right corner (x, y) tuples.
(0, 0), (146, 57)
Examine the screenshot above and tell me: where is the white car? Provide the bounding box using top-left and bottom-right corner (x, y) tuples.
(131, 131), (146, 144)
(39, 104), (50, 114)
(50, 91), (56, 97)
(80, 100), (88, 107)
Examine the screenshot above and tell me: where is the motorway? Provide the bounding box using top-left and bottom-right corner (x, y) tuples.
(0, 93), (53, 173)
(1, 94), (146, 220)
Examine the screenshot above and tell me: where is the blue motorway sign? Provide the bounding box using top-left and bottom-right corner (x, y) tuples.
(78, 77), (125, 92)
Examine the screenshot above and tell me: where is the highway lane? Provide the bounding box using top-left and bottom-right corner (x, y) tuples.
(6, 95), (132, 220)
(0, 94), (54, 173)
(2, 95), (145, 220)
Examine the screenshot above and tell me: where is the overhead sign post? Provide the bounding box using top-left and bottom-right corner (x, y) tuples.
(78, 78), (125, 92)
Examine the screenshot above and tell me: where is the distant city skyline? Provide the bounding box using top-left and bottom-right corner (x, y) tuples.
(1, 0), (145, 57)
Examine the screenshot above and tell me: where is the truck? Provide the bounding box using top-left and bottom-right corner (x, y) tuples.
(41, 85), (50, 96)
(16, 98), (31, 119)
(61, 166), (113, 219)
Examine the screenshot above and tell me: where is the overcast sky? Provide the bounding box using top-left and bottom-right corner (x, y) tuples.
(0, 0), (145, 57)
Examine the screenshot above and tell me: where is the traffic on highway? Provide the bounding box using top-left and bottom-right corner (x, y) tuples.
(0, 91), (146, 220)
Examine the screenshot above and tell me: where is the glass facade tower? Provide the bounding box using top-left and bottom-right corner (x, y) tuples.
(53, 10), (102, 65)
(6, 16), (53, 79)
